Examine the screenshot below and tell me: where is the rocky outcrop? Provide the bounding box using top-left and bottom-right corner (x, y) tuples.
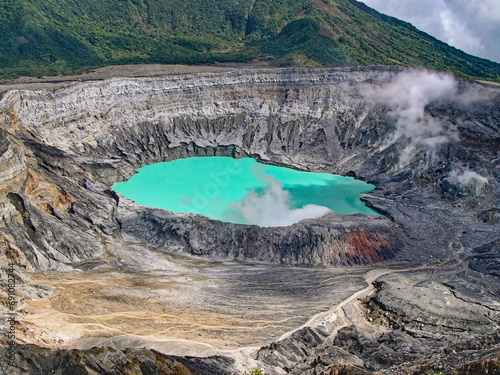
(119, 200), (402, 266)
(1, 345), (238, 375)
(0, 66), (499, 374)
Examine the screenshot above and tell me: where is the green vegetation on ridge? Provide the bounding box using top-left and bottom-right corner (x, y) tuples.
(1, 0), (499, 80)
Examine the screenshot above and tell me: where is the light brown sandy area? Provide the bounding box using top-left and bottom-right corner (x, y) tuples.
(18, 257), (368, 354)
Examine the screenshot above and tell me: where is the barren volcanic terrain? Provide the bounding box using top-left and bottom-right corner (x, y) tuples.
(0, 66), (499, 374)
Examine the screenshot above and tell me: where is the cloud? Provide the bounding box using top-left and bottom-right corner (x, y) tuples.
(363, 70), (459, 165)
(360, 0), (500, 63)
(227, 170), (331, 227)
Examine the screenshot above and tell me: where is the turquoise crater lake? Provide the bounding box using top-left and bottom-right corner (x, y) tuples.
(113, 157), (378, 227)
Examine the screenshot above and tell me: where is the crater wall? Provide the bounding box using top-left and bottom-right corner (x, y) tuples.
(0, 66), (498, 270)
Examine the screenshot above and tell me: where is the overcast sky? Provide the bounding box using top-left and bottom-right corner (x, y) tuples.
(360, 0), (500, 63)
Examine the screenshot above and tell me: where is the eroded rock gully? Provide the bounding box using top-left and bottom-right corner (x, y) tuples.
(0, 66), (499, 374)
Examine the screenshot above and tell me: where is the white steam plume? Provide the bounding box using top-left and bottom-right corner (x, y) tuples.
(228, 172), (331, 227)
(364, 70), (459, 165)
(448, 168), (488, 195)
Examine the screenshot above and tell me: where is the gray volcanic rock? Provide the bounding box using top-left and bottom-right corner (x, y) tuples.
(1, 345), (238, 375)
(468, 240), (500, 276)
(0, 66), (499, 374)
(118, 200), (402, 266)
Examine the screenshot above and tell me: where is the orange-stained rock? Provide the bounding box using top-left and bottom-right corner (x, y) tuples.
(23, 168), (72, 214)
(345, 230), (388, 263)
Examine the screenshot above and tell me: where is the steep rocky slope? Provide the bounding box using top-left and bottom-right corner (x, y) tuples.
(0, 66), (499, 374)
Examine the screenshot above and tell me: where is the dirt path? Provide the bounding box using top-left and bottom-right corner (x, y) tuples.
(276, 265), (428, 343)
(0, 62), (275, 93)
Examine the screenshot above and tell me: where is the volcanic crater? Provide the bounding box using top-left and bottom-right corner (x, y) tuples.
(1, 66), (499, 374)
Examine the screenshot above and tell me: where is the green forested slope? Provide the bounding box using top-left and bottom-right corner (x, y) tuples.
(1, 0), (499, 80)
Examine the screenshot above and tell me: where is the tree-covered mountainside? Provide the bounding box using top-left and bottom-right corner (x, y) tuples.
(1, 0), (499, 80)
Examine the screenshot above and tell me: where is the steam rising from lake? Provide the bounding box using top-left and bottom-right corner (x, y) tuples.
(227, 171), (332, 227)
